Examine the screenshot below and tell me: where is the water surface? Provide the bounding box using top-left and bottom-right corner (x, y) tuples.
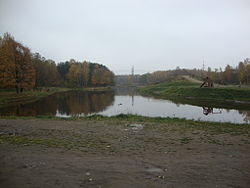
(0, 89), (249, 124)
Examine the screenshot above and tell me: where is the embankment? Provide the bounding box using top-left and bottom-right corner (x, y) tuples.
(138, 80), (250, 110)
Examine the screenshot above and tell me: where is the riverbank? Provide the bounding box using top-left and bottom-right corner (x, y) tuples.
(0, 116), (249, 187)
(138, 80), (250, 110)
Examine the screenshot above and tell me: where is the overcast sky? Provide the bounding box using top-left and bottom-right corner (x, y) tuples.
(0, 0), (249, 74)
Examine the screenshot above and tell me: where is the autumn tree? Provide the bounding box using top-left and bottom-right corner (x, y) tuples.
(245, 59), (250, 84)
(237, 58), (250, 84)
(222, 65), (236, 84)
(82, 61), (89, 87)
(67, 62), (83, 87)
(0, 33), (16, 88)
(65, 61), (114, 88)
(57, 61), (70, 85)
(32, 53), (60, 87)
(32, 53), (46, 86)
(45, 59), (60, 86)
(238, 62), (245, 84)
(0, 33), (35, 93)
(90, 63), (114, 86)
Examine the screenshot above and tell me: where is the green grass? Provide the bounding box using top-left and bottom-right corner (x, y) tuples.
(0, 134), (70, 147)
(0, 132), (117, 153)
(138, 80), (250, 109)
(1, 113), (249, 129)
(179, 137), (193, 144)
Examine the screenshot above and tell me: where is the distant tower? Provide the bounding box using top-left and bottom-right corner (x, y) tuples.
(202, 60), (205, 71)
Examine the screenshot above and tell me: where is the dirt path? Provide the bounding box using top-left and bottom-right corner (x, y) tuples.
(0, 119), (249, 188)
(181, 75), (203, 84)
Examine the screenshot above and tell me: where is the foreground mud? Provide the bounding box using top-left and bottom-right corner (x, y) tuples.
(0, 119), (249, 188)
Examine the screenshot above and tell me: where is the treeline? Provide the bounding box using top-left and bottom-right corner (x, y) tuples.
(35, 55), (114, 88)
(0, 33), (114, 93)
(116, 60), (250, 86)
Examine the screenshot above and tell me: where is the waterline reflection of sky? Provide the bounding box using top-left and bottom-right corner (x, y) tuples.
(98, 96), (249, 124)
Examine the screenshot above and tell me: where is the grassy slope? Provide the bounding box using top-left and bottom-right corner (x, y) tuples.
(138, 80), (250, 109)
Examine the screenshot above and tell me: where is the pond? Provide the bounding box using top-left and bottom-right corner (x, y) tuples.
(0, 88), (249, 124)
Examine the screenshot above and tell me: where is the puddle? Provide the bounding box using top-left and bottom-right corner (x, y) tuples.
(145, 167), (164, 173)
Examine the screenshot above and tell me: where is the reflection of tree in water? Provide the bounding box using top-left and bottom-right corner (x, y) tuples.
(115, 87), (137, 96)
(0, 104), (37, 116)
(57, 91), (114, 116)
(0, 91), (114, 116)
(238, 110), (250, 123)
(115, 87), (137, 106)
(0, 95), (58, 116)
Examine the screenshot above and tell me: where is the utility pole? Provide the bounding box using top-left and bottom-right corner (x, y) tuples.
(202, 60), (205, 71)
(202, 60), (205, 78)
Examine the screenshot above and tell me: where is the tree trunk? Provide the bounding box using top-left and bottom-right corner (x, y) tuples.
(15, 85), (20, 93)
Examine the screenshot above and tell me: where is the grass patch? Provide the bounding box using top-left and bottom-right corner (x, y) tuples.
(0, 132), (117, 153)
(138, 79), (250, 110)
(1, 114), (249, 136)
(0, 134), (72, 148)
(179, 137), (193, 144)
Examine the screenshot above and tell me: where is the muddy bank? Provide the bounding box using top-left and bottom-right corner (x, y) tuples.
(0, 119), (249, 188)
